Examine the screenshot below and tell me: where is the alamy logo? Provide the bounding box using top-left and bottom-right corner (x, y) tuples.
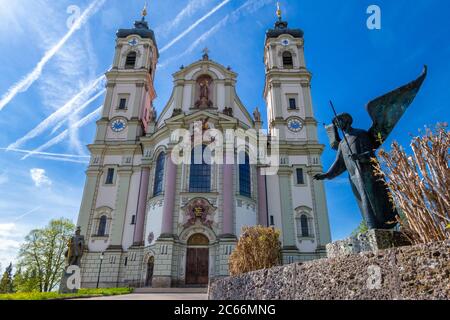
(366, 265), (382, 290)
(66, 265), (81, 290)
(66, 5), (81, 30)
(367, 5), (382, 30)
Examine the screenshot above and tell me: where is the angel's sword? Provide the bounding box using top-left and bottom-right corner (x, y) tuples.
(329, 100), (378, 218)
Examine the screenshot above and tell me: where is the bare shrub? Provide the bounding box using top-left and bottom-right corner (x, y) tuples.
(374, 124), (450, 244)
(229, 226), (281, 276)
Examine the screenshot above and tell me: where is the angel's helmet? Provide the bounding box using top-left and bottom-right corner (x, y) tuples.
(332, 113), (353, 131)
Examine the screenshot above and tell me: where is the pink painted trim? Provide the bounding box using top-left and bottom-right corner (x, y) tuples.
(161, 152), (177, 235)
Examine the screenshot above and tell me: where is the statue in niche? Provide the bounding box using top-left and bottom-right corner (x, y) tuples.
(195, 75), (213, 109)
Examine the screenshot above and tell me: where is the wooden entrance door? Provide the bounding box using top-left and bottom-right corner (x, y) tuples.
(186, 248), (209, 285)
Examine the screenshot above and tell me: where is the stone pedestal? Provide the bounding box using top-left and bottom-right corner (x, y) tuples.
(326, 229), (411, 258)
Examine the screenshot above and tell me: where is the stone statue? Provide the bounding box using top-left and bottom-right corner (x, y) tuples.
(199, 80), (209, 100)
(64, 227), (85, 266)
(253, 108), (261, 122)
(314, 66), (427, 230)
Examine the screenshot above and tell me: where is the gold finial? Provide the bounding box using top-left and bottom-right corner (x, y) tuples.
(276, 2), (282, 20)
(142, 2), (148, 18)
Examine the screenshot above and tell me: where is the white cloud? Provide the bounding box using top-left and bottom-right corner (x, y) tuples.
(0, 223), (25, 269)
(30, 168), (52, 187)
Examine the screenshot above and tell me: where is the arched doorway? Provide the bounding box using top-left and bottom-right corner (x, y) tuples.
(145, 256), (154, 287)
(185, 234), (209, 285)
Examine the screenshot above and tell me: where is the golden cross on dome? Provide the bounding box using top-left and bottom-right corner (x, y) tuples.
(276, 2), (282, 20)
(142, 2), (148, 18)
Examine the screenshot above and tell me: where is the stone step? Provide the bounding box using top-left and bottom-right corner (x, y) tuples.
(133, 287), (208, 294)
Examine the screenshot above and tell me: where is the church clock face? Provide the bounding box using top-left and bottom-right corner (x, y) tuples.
(128, 37), (139, 47)
(287, 118), (303, 133)
(281, 39), (290, 46)
(111, 118), (127, 133)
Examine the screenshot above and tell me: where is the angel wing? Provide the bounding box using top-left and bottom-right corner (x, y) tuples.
(366, 66), (427, 146)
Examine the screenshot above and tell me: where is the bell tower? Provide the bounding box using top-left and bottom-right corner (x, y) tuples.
(264, 3), (317, 142)
(263, 3), (331, 262)
(94, 5), (159, 144)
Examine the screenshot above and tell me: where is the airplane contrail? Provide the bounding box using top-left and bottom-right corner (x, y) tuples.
(21, 106), (103, 160)
(0, 148), (90, 158)
(0, 0), (106, 112)
(159, 0), (231, 53)
(50, 88), (106, 135)
(13, 207), (42, 222)
(6, 75), (105, 151)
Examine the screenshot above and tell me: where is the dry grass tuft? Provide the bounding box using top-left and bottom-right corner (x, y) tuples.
(374, 124), (450, 244)
(229, 226), (281, 276)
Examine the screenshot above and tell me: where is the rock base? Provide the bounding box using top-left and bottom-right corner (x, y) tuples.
(326, 229), (411, 258)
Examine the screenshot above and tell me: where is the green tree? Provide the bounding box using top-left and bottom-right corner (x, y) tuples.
(17, 218), (75, 292)
(351, 220), (369, 237)
(0, 263), (14, 293)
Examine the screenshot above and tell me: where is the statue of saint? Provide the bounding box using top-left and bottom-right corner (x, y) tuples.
(314, 66), (427, 230)
(199, 80), (209, 100)
(64, 227), (85, 267)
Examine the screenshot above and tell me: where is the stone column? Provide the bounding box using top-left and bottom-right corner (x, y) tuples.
(133, 167), (150, 246)
(160, 149), (177, 238)
(77, 168), (101, 236)
(257, 167), (268, 226)
(110, 169), (132, 247)
(278, 168), (296, 248)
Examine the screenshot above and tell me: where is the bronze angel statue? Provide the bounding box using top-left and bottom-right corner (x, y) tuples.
(314, 66), (427, 230)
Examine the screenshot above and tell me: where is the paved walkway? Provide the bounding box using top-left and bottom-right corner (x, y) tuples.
(77, 293), (207, 300)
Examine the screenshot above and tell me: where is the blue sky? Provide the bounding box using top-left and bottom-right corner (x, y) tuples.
(0, 0), (449, 269)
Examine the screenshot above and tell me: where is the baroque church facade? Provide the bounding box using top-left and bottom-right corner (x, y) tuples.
(76, 9), (331, 288)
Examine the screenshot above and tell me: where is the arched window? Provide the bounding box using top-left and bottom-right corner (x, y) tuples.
(153, 152), (165, 196)
(282, 51), (293, 69)
(98, 215), (107, 236)
(239, 153), (251, 198)
(300, 214), (309, 237)
(189, 145), (211, 193)
(125, 51), (137, 69)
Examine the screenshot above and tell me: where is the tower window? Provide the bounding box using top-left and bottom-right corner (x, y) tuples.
(282, 51), (293, 69)
(98, 215), (107, 236)
(300, 214), (310, 237)
(153, 152), (166, 196)
(289, 98), (297, 110)
(125, 51), (137, 69)
(119, 98), (127, 110)
(189, 145), (211, 193)
(239, 153), (251, 198)
(270, 215), (275, 226)
(131, 215), (136, 225)
(105, 168), (115, 185)
(296, 168), (305, 185)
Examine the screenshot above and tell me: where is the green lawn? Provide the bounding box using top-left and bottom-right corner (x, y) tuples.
(0, 287), (133, 300)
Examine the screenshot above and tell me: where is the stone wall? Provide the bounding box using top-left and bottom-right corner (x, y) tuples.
(208, 241), (450, 300)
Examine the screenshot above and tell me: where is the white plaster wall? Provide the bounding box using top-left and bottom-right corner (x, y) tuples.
(232, 100), (252, 128)
(158, 99), (175, 127)
(145, 204), (163, 246)
(235, 202), (257, 236)
(182, 84), (192, 110)
(89, 238), (110, 252)
(297, 238), (317, 252)
(266, 174), (282, 229)
(216, 82), (225, 108)
(109, 84), (137, 120)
